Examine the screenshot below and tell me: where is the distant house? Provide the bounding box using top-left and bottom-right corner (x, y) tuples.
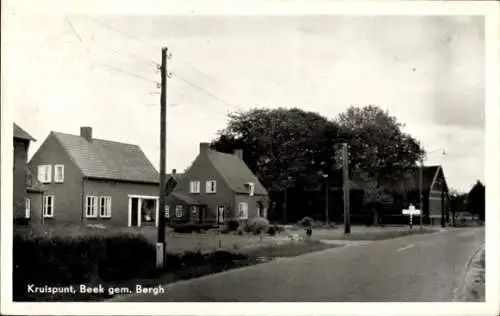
(166, 143), (269, 225)
(28, 127), (161, 227)
(405, 165), (450, 225)
(13, 123), (46, 222)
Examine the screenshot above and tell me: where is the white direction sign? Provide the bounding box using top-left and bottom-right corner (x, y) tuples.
(402, 204), (421, 216)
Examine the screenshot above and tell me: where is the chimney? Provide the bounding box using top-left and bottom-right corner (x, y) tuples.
(234, 149), (243, 160)
(199, 142), (210, 154)
(80, 127), (93, 142)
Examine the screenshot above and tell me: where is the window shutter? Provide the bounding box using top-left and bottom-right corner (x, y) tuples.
(93, 197), (98, 216)
(107, 197), (111, 216)
(55, 165), (64, 182)
(85, 196), (89, 216)
(38, 166), (45, 182)
(46, 165), (52, 183)
(25, 199), (30, 218)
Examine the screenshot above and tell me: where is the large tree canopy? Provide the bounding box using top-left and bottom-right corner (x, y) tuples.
(212, 107), (341, 191)
(336, 105), (425, 190)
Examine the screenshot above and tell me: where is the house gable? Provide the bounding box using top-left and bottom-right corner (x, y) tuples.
(28, 132), (85, 222)
(206, 150), (268, 196)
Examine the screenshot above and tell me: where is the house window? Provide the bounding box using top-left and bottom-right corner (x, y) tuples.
(43, 195), (54, 218)
(176, 205), (183, 217)
(189, 181), (200, 194)
(247, 182), (255, 196)
(99, 196), (112, 218)
(25, 199), (31, 219)
(165, 205), (170, 218)
(86, 196), (98, 218)
(38, 165), (52, 183)
(54, 165), (65, 183)
(206, 180), (217, 194)
(238, 202), (249, 220)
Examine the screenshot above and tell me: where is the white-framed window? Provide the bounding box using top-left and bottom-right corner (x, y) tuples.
(43, 195), (54, 218)
(206, 180), (217, 194)
(99, 196), (112, 218)
(38, 165), (52, 183)
(54, 164), (65, 183)
(25, 199), (31, 219)
(85, 196), (98, 218)
(238, 202), (249, 220)
(176, 205), (183, 217)
(247, 182), (255, 196)
(189, 181), (200, 194)
(165, 205), (170, 218)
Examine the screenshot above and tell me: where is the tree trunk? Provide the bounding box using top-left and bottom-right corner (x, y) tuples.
(372, 209), (378, 226)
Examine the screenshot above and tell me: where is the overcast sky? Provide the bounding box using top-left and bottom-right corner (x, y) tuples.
(4, 13), (484, 193)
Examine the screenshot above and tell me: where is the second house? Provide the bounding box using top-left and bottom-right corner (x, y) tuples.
(166, 143), (269, 226)
(29, 127), (161, 227)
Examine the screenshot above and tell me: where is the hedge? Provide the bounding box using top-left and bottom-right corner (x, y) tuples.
(13, 230), (156, 300)
(13, 225), (251, 301)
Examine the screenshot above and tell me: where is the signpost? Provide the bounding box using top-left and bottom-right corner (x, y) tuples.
(402, 204), (421, 230)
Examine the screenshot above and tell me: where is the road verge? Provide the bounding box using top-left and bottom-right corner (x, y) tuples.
(452, 244), (485, 301)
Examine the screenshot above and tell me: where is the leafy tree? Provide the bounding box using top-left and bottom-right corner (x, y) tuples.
(352, 168), (394, 226)
(211, 107), (341, 191)
(467, 180), (485, 221)
(449, 189), (468, 226)
(335, 105), (425, 220)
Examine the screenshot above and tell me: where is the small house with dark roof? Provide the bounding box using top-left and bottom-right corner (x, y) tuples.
(13, 123), (46, 223)
(403, 165), (450, 225)
(28, 127), (161, 227)
(166, 142), (269, 225)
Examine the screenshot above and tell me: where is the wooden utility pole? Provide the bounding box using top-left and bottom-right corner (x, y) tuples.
(342, 143), (351, 234)
(156, 47), (168, 268)
(283, 187), (288, 224)
(441, 184), (445, 228)
(325, 178), (329, 225)
(419, 159), (423, 231)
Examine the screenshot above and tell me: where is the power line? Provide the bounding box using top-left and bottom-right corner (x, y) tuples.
(66, 16), (158, 68)
(81, 15), (159, 50)
(66, 16), (158, 85)
(177, 59), (236, 93)
(86, 58), (158, 84)
(88, 41), (159, 68)
(77, 15), (238, 96)
(172, 72), (242, 112)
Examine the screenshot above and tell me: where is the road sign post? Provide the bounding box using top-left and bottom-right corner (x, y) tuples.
(402, 204), (421, 230)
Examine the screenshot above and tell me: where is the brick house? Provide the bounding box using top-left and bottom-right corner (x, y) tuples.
(166, 143), (269, 225)
(28, 127), (161, 227)
(13, 123), (46, 222)
(403, 165), (450, 225)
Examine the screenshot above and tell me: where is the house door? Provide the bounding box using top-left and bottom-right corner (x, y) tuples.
(190, 206), (200, 224)
(130, 198), (139, 226)
(217, 205), (224, 225)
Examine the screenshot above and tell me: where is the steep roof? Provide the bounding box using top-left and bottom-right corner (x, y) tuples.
(207, 150), (268, 195)
(14, 123), (36, 141)
(53, 132), (159, 184)
(407, 165), (442, 191)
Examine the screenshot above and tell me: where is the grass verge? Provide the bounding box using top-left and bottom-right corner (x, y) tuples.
(319, 227), (439, 241)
